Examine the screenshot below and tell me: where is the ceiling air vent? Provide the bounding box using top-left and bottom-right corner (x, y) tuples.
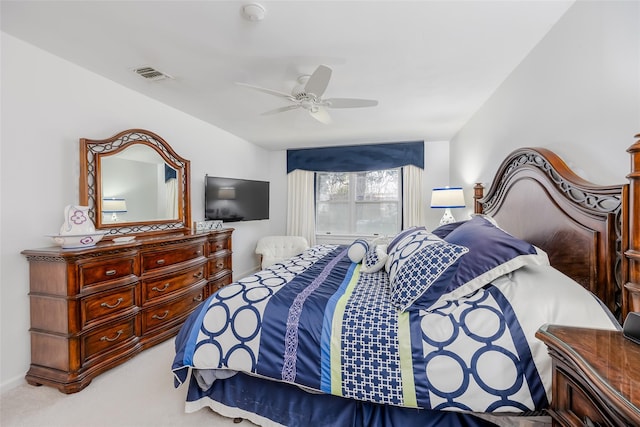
(132, 66), (173, 81)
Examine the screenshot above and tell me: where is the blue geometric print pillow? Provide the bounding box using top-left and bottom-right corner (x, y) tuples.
(385, 228), (441, 280)
(389, 240), (469, 312)
(439, 215), (549, 302)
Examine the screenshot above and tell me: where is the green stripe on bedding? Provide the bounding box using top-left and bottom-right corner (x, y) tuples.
(398, 311), (418, 407)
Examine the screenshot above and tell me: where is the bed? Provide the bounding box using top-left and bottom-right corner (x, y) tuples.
(172, 140), (640, 427)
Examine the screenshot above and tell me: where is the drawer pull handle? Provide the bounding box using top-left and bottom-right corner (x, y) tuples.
(156, 259), (165, 265)
(197, 250), (202, 255)
(101, 298), (123, 309)
(193, 271), (203, 278)
(100, 330), (123, 342)
(216, 244), (223, 250)
(216, 261), (224, 269)
(152, 310), (169, 320)
(105, 269), (117, 276)
(194, 294), (203, 302)
(152, 283), (170, 292)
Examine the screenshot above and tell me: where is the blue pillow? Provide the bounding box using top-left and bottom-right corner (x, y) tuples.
(439, 216), (549, 301)
(431, 215), (499, 239)
(388, 240), (468, 312)
(431, 221), (466, 239)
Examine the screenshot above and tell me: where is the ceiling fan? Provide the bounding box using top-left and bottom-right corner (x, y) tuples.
(236, 65), (378, 124)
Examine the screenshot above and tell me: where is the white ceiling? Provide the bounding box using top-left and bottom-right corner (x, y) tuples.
(1, 0), (574, 150)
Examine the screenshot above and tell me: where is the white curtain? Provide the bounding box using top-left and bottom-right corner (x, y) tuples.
(166, 178), (178, 219)
(402, 165), (424, 228)
(287, 169), (316, 245)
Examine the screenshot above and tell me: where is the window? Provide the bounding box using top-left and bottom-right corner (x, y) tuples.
(315, 169), (401, 236)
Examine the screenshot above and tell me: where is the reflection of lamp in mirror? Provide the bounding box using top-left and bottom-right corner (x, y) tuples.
(430, 187), (465, 226)
(102, 198), (127, 222)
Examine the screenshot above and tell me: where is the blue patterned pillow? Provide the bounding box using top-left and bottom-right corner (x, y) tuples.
(361, 244), (388, 273)
(385, 226), (426, 254)
(389, 240), (469, 312)
(348, 239), (369, 263)
(439, 215), (549, 302)
(385, 228), (440, 279)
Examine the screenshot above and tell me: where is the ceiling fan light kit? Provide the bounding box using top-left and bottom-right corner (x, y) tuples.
(237, 65), (378, 124)
(241, 3), (266, 21)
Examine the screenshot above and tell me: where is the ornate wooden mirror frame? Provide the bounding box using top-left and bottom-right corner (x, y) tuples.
(79, 129), (191, 237)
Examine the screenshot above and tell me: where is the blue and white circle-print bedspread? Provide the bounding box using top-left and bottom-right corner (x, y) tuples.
(173, 245), (548, 413)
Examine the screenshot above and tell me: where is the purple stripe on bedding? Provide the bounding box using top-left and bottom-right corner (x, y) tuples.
(281, 248), (348, 382)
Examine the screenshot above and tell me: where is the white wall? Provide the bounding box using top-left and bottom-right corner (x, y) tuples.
(450, 0), (639, 195)
(423, 140), (454, 228)
(0, 34), (286, 391)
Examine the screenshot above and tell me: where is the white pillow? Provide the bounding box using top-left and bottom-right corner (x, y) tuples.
(348, 239), (369, 263)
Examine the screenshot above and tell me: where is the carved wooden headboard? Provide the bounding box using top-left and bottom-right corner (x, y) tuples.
(473, 146), (634, 322)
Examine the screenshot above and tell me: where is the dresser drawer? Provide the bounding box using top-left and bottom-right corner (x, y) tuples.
(81, 285), (138, 329)
(210, 272), (232, 294)
(208, 252), (232, 278)
(79, 256), (136, 290)
(208, 236), (231, 254)
(141, 242), (204, 273)
(141, 263), (205, 305)
(141, 286), (205, 334)
(82, 316), (138, 363)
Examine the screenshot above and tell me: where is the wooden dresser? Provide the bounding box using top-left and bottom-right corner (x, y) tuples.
(22, 228), (233, 393)
(206, 228), (234, 293)
(536, 324), (640, 426)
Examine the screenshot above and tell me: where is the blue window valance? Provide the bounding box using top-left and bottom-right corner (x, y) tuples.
(286, 141), (424, 173)
(165, 163), (177, 182)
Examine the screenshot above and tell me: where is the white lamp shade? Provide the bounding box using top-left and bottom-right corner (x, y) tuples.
(430, 187), (465, 208)
(102, 198), (127, 213)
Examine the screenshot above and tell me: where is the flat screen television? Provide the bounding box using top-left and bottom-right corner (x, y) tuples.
(205, 175), (269, 222)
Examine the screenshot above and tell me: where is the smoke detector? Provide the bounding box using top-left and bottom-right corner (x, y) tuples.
(241, 3), (266, 21)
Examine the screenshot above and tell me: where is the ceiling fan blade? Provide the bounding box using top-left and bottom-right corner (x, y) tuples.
(324, 98), (379, 108)
(304, 65), (332, 97)
(309, 106), (332, 124)
(236, 82), (295, 101)
(261, 105), (300, 115)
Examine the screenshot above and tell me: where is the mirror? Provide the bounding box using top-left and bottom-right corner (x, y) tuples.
(80, 129), (191, 237)
(100, 145), (178, 223)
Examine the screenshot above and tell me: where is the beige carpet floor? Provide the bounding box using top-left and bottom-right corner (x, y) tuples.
(0, 339), (254, 427)
(1, 339), (551, 427)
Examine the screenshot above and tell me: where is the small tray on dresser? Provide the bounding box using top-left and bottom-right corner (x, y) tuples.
(535, 324), (640, 427)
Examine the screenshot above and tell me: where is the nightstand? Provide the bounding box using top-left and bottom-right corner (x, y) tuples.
(535, 324), (640, 426)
